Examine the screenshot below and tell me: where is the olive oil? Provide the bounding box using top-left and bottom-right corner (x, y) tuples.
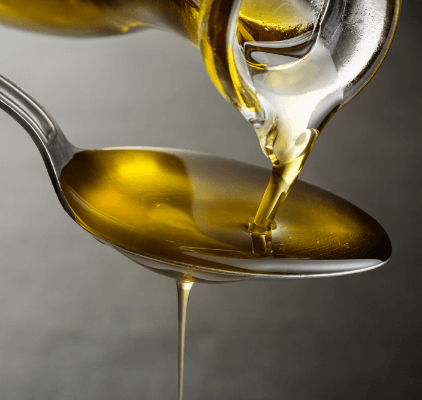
(59, 148), (390, 272)
(0, 1), (383, 399)
(0, 0), (320, 43)
(176, 279), (193, 400)
(58, 148), (390, 400)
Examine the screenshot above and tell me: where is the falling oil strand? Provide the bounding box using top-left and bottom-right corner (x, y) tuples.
(238, 2), (342, 253)
(237, 2), (342, 255)
(176, 279), (194, 400)
(249, 129), (319, 254)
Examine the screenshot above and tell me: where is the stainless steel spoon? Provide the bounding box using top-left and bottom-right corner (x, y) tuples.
(0, 75), (391, 283)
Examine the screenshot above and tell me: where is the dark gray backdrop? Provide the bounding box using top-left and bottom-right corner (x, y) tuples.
(0, 2), (420, 399)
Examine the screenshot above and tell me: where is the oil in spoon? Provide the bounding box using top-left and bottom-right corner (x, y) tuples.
(59, 148), (390, 275)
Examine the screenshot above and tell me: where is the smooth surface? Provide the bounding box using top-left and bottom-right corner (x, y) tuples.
(59, 148), (390, 281)
(0, 4), (420, 400)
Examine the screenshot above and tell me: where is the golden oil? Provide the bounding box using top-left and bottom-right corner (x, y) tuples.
(59, 149), (387, 272)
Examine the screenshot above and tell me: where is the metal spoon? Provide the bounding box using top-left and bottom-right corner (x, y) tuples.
(0, 75), (391, 283)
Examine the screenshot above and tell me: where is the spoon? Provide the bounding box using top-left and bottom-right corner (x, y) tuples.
(0, 75), (391, 283)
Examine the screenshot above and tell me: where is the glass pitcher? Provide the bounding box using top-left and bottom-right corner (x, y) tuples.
(0, 0), (400, 166)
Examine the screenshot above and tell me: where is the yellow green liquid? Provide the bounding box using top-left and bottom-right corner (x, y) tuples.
(59, 149), (390, 273)
(0, 0), (317, 42)
(58, 148), (389, 398)
(0, 1), (378, 398)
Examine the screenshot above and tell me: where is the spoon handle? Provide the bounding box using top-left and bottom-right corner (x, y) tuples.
(0, 75), (59, 144)
(0, 74), (76, 218)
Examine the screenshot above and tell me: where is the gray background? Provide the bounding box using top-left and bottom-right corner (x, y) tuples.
(0, 2), (420, 399)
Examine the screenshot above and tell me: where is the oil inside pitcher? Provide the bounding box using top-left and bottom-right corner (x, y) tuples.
(0, 1), (321, 46)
